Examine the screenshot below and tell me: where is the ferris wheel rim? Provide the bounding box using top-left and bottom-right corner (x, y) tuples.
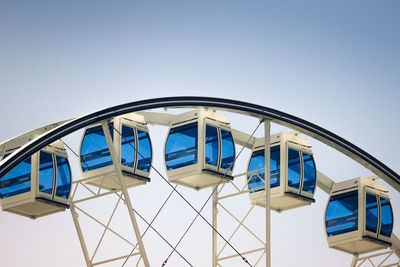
(0, 96), (399, 192)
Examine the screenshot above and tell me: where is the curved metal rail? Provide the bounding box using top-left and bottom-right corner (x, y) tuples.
(0, 96), (399, 192)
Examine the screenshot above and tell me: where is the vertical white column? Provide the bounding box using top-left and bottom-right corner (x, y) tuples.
(264, 119), (271, 267)
(102, 121), (150, 267)
(212, 185), (218, 267)
(350, 255), (358, 267)
(70, 203), (93, 267)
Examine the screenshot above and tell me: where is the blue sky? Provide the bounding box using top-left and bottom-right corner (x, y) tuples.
(0, 1), (399, 266)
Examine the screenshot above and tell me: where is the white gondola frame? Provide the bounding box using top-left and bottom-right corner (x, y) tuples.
(325, 177), (393, 254)
(164, 109), (235, 190)
(0, 141), (71, 219)
(248, 132), (317, 211)
(79, 114), (152, 190)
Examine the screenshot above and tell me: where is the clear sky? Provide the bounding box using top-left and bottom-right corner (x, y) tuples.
(0, 1), (399, 266)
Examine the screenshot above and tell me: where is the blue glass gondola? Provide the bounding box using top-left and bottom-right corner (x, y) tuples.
(164, 108), (235, 190)
(247, 132), (317, 211)
(0, 140), (71, 219)
(79, 114), (152, 190)
(325, 177), (394, 254)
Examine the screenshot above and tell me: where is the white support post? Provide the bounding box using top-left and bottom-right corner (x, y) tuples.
(316, 170), (335, 195)
(264, 119), (271, 267)
(391, 234), (400, 258)
(350, 255), (358, 267)
(212, 185), (218, 267)
(70, 203), (93, 267)
(101, 121), (150, 267)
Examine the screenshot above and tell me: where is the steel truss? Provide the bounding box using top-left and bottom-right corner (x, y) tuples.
(351, 249), (400, 267)
(70, 185), (145, 266)
(349, 235), (400, 267)
(212, 169), (269, 266)
(70, 179), (148, 267)
(211, 121), (271, 267)
(69, 121), (150, 267)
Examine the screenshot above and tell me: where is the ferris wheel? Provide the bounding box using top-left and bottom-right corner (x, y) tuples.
(0, 97), (399, 267)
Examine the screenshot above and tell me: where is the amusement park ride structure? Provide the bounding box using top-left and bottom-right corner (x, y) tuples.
(0, 97), (399, 267)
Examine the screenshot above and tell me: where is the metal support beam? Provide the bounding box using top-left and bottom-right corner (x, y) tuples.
(391, 234), (400, 258)
(231, 129), (256, 149)
(209, 124), (266, 266)
(212, 185), (218, 267)
(316, 170), (335, 195)
(70, 203), (93, 267)
(136, 111), (175, 126)
(264, 119), (271, 267)
(102, 121), (150, 267)
(350, 255), (358, 267)
(348, 235), (400, 267)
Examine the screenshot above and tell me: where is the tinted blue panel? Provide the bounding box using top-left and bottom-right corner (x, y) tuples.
(165, 122), (198, 170)
(248, 149), (264, 193)
(380, 198), (393, 237)
(39, 151), (54, 194)
(220, 129), (235, 171)
(0, 156), (31, 199)
(302, 153), (316, 194)
(247, 146), (280, 193)
(270, 146), (281, 188)
(137, 130), (152, 172)
(121, 125), (135, 168)
(287, 148), (301, 189)
(365, 193), (378, 233)
(55, 156), (71, 199)
(205, 125), (219, 167)
(325, 191), (358, 237)
(80, 123), (114, 172)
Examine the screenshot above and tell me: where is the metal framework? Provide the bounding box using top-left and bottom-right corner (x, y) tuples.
(69, 121), (150, 267)
(0, 97), (399, 266)
(70, 185), (144, 266)
(351, 249), (400, 267)
(212, 170), (268, 266)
